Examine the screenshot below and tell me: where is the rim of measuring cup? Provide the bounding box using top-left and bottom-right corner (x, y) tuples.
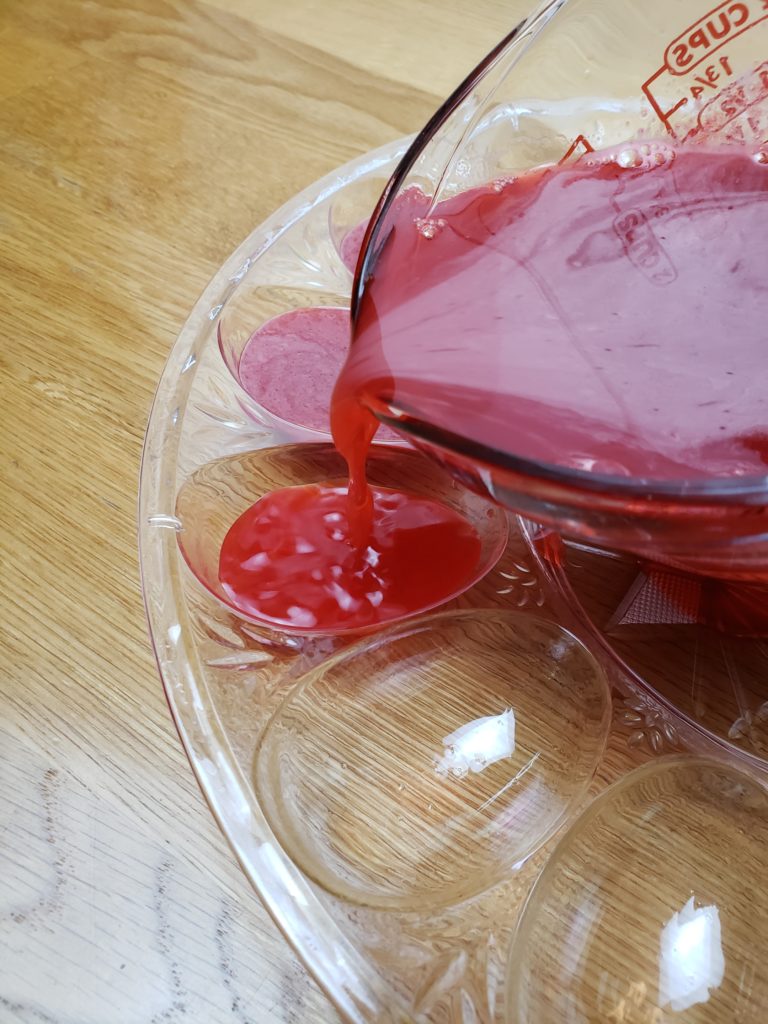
(350, 0), (768, 507)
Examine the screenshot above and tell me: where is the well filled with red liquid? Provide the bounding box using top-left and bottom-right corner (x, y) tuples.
(219, 483), (482, 632)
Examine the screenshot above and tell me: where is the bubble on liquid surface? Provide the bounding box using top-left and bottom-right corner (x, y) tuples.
(507, 757), (768, 1023)
(617, 147), (643, 169)
(608, 141), (676, 172)
(492, 175), (517, 193)
(414, 217), (446, 240)
(753, 149), (768, 165)
(254, 610), (610, 910)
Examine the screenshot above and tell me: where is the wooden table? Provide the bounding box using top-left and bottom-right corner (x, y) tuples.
(0, 0), (520, 1020)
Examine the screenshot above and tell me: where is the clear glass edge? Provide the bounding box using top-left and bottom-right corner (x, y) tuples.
(138, 136), (420, 1024)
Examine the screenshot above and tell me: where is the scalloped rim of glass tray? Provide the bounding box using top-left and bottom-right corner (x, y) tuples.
(139, 135), (418, 1024)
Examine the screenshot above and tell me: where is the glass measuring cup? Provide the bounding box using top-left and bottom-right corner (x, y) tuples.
(341, 0), (768, 592)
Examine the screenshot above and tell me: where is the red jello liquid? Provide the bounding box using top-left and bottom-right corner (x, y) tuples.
(218, 483), (482, 632)
(339, 220), (368, 273)
(237, 307), (398, 440)
(237, 307), (349, 434)
(341, 144), (768, 483)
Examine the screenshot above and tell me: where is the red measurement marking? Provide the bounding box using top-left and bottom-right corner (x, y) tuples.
(643, 53), (735, 136)
(643, 0), (768, 136)
(664, 0), (768, 75)
(559, 134), (594, 164)
(612, 209), (677, 286)
(643, 65), (689, 136)
(698, 59), (768, 132)
(694, 73), (718, 90)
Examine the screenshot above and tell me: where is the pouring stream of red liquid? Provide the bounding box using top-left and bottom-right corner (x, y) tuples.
(220, 142), (768, 632)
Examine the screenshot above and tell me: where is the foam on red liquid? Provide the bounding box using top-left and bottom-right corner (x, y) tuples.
(237, 306), (397, 440)
(218, 483), (482, 632)
(237, 307), (348, 434)
(339, 220), (368, 273)
(337, 187), (427, 274)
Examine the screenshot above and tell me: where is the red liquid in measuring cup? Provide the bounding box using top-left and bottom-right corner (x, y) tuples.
(218, 483), (481, 631)
(340, 144), (768, 482)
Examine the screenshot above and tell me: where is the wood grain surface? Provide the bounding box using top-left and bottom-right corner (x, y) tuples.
(0, 0), (523, 1021)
